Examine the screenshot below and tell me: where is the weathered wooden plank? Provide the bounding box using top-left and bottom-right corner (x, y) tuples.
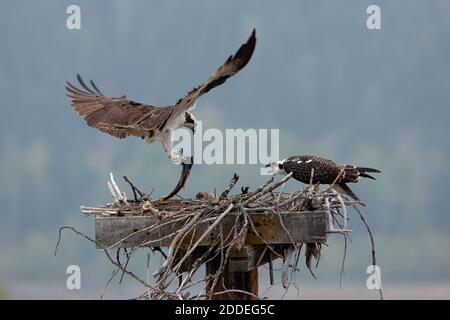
(95, 211), (328, 249)
(206, 257), (259, 300)
(228, 246), (259, 272)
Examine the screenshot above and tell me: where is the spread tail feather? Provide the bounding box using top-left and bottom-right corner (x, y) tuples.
(357, 167), (381, 173)
(343, 165), (380, 182)
(359, 172), (376, 180)
(334, 183), (366, 206)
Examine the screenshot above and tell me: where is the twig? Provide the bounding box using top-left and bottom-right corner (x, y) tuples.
(242, 173), (292, 206)
(352, 204), (384, 300)
(269, 251), (274, 286)
(221, 173), (239, 198)
(172, 204), (234, 272)
(340, 234), (348, 289)
(123, 176), (145, 201)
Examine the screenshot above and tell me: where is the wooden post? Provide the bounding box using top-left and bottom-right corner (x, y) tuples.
(206, 256), (258, 300)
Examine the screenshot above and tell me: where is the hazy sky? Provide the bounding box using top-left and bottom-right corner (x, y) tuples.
(1, 1), (449, 299)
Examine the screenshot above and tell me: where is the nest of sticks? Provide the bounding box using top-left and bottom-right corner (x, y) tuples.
(56, 172), (382, 300)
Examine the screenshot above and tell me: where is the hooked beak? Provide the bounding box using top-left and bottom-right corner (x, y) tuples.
(263, 162), (277, 176)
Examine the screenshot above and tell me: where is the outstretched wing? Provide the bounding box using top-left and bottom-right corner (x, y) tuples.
(66, 74), (172, 139)
(174, 29), (257, 112)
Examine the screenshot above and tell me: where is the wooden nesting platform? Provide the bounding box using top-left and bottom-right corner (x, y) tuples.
(83, 173), (351, 299)
(95, 208), (328, 300)
(95, 210), (328, 249)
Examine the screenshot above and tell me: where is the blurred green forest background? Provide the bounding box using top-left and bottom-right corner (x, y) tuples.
(1, 0), (449, 299)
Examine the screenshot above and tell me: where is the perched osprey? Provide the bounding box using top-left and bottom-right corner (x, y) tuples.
(66, 29), (256, 200)
(266, 155), (380, 206)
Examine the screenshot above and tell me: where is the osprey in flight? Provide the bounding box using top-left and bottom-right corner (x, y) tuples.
(266, 155), (380, 206)
(66, 29), (256, 200)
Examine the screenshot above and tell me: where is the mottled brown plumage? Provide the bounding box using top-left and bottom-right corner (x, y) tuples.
(268, 155), (380, 206)
(283, 155), (343, 185)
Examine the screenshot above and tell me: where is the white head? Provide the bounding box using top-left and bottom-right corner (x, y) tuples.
(265, 159), (287, 176)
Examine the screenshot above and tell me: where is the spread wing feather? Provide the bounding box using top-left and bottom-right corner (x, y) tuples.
(67, 29), (257, 138)
(174, 29), (256, 112)
(66, 75), (171, 139)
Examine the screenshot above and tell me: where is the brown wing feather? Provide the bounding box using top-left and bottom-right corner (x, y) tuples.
(66, 75), (172, 139)
(68, 30), (256, 137)
(284, 155), (341, 184)
(174, 29), (256, 112)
